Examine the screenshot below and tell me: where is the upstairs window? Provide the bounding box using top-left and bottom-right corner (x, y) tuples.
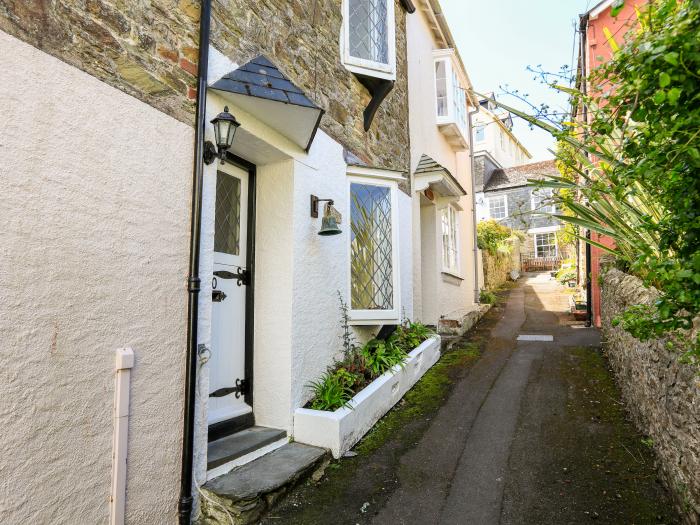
(343, 0), (396, 79)
(475, 125), (486, 142)
(488, 195), (507, 220)
(531, 188), (556, 214)
(435, 59), (448, 117)
(441, 205), (459, 274)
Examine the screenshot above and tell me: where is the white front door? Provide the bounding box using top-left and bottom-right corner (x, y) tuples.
(208, 163), (251, 425)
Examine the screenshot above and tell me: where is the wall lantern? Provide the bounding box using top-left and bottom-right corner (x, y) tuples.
(310, 195), (342, 236)
(204, 106), (241, 165)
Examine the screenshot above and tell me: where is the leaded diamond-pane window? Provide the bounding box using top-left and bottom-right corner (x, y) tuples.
(349, 0), (389, 65)
(215, 172), (241, 256)
(350, 183), (394, 310)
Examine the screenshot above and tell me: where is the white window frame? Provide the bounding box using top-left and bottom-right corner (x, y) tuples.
(534, 231), (558, 258)
(487, 194), (508, 220)
(441, 204), (460, 275)
(342, 0), (396, 80)
(433, 50), (468, 138)
(531, 188), (556, 214)
(347, 167), (402, 324)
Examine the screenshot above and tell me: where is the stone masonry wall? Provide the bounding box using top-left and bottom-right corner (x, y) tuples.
(0, 0), (410, 174)
(601, 268), (700, 524)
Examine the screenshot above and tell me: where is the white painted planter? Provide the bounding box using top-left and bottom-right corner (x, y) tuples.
(293, 336), (441, 458)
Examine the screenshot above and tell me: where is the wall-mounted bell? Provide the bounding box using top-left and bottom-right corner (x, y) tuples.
(311, 194), (342, 236)
(318, 212), (342, 236)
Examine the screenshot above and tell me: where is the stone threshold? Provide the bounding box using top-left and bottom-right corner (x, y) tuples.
(200, 443), (329, 524)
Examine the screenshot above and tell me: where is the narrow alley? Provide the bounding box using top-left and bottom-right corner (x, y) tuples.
(262, 274), (679, 525)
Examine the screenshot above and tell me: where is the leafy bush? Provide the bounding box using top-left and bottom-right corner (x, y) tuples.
(480, 289), (497, 305)
(477, 220), (514, 255)
(306, 320), (435, 410)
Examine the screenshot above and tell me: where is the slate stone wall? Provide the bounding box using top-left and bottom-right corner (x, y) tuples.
(601, 269), (700, 524)
(0, 0), (409, 174)
(485, 185), (560, 232)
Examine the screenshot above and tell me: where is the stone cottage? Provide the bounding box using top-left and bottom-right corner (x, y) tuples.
(1, 0), (482, 523)
(475, 160), (570, 265)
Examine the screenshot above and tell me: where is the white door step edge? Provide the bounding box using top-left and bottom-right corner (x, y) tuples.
(206, 437), (289, 481)
(517, 334), (554, 341)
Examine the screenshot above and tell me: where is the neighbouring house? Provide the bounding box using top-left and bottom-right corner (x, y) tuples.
(476, 160), (571, 270)
(472, 94), (532, 172)
(407, 0), (481, 334)
(0, 1), (479, 524)
(575, 0), (644, 326)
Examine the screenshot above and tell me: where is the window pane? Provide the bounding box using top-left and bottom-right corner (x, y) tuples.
(349, 0), (389, 64)
(535, 232), (557, 258)
(214, 172), (241, 255)
(351, 183), (394, 310)
(442, 207), (458, 271)
(489, 196), (506, 219)
(475, 125), (485, 142)
(435, 60), (448, 117)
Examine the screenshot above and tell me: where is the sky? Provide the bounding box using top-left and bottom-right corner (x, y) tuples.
(441, 0), (594, 161)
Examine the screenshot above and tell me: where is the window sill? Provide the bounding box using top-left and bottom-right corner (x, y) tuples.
(348, 317), (400, 326)
(343, 61), (396, 82)
(441, 270), (464, 282)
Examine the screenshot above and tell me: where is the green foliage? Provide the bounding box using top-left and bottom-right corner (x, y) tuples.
(307, 370), (356, 411)
(337, 291), (358, 360)
(479, 289), (497, 305)
(477, 220), (514, 255)
(477, 0), (700, 361)
(306, 319), (435, 411)
(360, 338), (408, 376)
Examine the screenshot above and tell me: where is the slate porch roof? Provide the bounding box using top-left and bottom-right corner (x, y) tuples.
(414, 154), (467, 196)
(483, 160), (560, 192)
(210, 55), (324, 151)
(211, 55), (321, 110)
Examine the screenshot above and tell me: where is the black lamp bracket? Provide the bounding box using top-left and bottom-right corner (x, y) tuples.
(203, 141), (219, 165)
(310, 195), (334, 218)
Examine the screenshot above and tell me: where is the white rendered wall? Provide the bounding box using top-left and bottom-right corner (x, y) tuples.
(407, 11), (478, 326)
(473, 110), (530, 169)
(0, 31), (191, 524)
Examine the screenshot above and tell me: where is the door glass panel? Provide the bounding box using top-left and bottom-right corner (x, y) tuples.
(215, 171), (241, 256)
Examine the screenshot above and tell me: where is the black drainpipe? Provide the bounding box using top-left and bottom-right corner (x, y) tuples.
(178, 0), (212, 522)
(579, 13), (593, 328)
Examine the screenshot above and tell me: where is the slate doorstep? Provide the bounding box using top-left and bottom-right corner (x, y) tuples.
(293, 335), (441, 458)
(200, 443), (329, 525)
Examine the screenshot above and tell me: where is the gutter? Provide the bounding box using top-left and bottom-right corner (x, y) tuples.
(468, 106), (481, 304)
(178, 0), (212, 522)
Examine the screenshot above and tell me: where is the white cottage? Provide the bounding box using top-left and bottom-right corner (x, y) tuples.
(406, 0), (482, 333)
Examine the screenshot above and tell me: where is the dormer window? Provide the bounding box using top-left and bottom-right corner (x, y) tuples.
(343, 0), (396, 80)
(433, 49), (469, 150)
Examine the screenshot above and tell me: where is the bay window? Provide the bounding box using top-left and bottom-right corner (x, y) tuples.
(343, 0), (396, 78)
(433, 50), (469, 149)
(348, 169), (401, 322)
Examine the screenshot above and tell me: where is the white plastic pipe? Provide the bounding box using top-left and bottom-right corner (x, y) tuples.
(110, 348), (134, 525)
